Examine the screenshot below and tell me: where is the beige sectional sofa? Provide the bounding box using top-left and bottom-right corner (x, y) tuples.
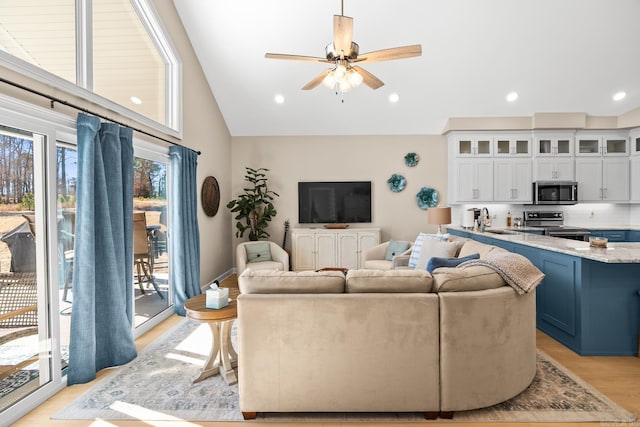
(236, 238), (537, 420)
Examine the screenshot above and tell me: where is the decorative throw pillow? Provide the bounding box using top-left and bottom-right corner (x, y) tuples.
(407, 233), (450, 268)
(426, 253), (480, 273)
(244, 242), (272, 263)
(415, 238), (459, 270)
(385, 240), (411, 261)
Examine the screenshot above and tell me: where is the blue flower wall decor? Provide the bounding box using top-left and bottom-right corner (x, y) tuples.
(387, 174), (406, 192)
(416, 187), (438, 209)
(404, 152), (419, 167)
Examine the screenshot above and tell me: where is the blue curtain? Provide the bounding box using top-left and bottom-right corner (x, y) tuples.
(67, 113), (137, 385)
(169, 146), (201, 316)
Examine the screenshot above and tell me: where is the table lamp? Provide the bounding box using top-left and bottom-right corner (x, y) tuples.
(428, 206), (452, 234)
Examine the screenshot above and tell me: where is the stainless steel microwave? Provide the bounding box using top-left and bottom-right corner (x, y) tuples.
(532, 181), (578, 205)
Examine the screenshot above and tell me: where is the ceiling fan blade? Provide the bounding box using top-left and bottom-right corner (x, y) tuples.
(352, 66), (384, 90)
(302, 69), (332, 90)
(358, 44), (422, 63)
(265, 53), (329, 63)
(333, 15), (353, 57)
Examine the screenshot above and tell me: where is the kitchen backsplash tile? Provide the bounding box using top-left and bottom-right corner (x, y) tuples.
(451, 204), (637, 228)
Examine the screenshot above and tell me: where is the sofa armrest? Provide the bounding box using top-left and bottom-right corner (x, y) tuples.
(362, 241), (389, 262)
(392, 254), (410, 269)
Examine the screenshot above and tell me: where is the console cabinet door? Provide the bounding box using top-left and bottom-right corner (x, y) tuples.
(315, 233), (337, 270)
(337, 233), (358, 269)
(357, 231), (380, 268)
(292, 232), (316, 271)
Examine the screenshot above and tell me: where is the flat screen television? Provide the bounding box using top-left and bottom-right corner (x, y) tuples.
(298, 181), (372, 224)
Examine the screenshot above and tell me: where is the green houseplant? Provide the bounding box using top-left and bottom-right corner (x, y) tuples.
(227, 167), (279, 241)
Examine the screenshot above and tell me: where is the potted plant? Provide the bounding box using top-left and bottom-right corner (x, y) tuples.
(227, 167), (279, 241)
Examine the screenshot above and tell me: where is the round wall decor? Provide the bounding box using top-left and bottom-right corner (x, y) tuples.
(201, 176), (220, 217)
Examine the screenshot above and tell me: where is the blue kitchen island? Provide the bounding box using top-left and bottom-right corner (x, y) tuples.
(448, 226), (640, 356)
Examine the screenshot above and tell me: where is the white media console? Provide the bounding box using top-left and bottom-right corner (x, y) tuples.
(291, 227), (380, 271)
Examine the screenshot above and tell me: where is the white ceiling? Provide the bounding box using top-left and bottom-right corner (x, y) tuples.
(173, 0), (640, 137)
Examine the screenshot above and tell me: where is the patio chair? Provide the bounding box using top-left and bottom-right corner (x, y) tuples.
(133, 212), (163, 298)
(0, 272), (39, 381)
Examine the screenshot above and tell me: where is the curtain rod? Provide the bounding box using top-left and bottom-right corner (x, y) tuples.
(0, 77), (201, 155)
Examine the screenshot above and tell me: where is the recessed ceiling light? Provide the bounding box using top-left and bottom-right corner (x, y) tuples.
(506, 92), (518, 102)
(613, 91), (626, 101)
(274, 94), (285, 104)
(130, 96), (142, 105)
(389, 93), (399, 103)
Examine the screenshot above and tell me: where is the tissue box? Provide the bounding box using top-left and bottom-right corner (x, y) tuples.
(206, 287), (229, 309)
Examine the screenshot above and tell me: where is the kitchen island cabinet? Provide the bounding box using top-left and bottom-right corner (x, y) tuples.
(448, 227), (640, 356)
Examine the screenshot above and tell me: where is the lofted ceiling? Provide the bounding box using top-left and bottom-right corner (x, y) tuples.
(173, 0), (640, 137)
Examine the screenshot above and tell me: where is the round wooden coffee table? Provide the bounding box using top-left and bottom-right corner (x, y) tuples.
(184, 288), (240, 385)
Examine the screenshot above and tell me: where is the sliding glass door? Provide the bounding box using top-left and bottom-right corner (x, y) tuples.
(0, 125), (52, 413)
(132, 155), (170, 327)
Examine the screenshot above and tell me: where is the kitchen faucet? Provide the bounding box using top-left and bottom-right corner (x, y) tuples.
(480, 207), (491, 231)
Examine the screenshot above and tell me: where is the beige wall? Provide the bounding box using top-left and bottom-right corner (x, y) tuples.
(230, 135), (448, 255)
(0, 1), (233, 285)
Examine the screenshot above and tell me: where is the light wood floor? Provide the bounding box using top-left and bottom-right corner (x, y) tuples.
(13, 275), (640, 426)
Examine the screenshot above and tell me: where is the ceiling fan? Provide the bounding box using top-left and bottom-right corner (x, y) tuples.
(265, 0), (422, 93)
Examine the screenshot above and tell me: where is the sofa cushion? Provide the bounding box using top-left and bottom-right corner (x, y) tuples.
(385, 240), (411, 261)
(238, 270), (345, 294)
(244, 242), (272, 263)
(426, 253), (480, 273)
(362, 259), (393, 271)
(457, 240), (497, 259)
(346, 269), (433, 293)
(415, 238), (460, 270)
(407, 233), (450, 268)
(432, 266), (506, 292)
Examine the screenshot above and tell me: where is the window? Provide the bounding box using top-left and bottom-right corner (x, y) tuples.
(93, 0), (167, 124)
(0, 0), (181, 135)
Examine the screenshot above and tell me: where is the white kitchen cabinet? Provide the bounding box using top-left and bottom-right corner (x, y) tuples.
(575, 157), (629, 202)
(631, 128), (640, 156)
(493, 135), (531, 157)
(534, 158), (574, 181)
(575, 134), (629, 156)
(494, 159), (532, 202)
(534, 135), (573, 156)
(291, 228), (380, 271)
(454, 136), (493, 157)
(454, 158), (493, 202)
(631, 156), (640, 202)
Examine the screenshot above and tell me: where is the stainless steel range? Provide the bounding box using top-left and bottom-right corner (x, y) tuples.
(523, 211), (590, 241)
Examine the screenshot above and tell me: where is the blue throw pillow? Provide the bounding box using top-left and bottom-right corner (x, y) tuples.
(426, 253), (480, 274)
(245, 242), (272, 263)
(385, 240), (411, 261)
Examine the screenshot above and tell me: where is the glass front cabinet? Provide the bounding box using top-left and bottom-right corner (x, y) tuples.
(455, 137), (493, 157)
(535, 134), (573, 156)
(493, 135), (531, 157)
(576, 134), (629, 156)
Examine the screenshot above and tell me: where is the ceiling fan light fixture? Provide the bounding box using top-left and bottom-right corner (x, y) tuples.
(347, 68), (363, 87)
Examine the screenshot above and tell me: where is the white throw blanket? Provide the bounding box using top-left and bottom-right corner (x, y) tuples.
(459, 250), (545, 295)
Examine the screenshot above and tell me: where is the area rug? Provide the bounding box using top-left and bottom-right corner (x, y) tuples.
(53, 319), (636, 422)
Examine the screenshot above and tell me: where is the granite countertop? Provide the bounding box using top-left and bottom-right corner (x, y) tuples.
(448, 226), (640, 264)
